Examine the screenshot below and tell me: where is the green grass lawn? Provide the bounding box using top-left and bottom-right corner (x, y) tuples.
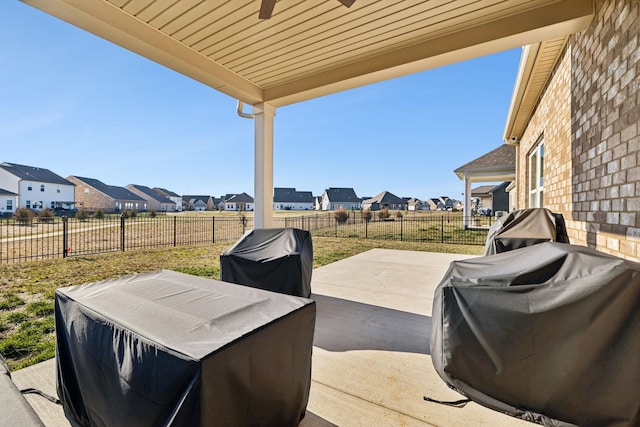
(0, 237), (483, 370)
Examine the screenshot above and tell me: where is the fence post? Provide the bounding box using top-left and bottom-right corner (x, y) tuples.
(212, 216), (215, 243)
(121, 214), (126, 252)
(174, 216), (177, 247)
(62, 216), (68, 258)
(365, 218), (368, 239)
(400, 216), (403, 241)
(441, 216), (445, 243)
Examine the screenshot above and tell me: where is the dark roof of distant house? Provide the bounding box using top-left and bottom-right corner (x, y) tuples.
(128, 184), (174, 203)
(228, 192), (254, 203)
(472, 182), (510, 195)
(183, 195), (211, 204)
(454, 144), (516, 179)
(0, 162), (74, 186)
(0, 188), (17, 196)
(71, 176), (145, 201)
(324, 187), (360, 202)
(363, 191), (404, 205)
(274, 187), (314, 203)
(153, 187), (180, 198)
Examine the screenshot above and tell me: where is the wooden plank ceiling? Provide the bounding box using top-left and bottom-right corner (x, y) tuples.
(22, 0), (593, 107)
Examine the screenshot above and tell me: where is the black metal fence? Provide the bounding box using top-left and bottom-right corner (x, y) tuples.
(0, 213), (494, 264)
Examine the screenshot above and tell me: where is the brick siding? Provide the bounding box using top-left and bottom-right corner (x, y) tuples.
(516, 0), (639, 259)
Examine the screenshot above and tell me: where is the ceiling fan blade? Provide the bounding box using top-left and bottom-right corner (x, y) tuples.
(338, 0), (356, 7)
(259, 0), (276, 19)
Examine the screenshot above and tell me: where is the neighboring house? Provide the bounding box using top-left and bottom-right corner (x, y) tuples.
(182, 195), (212, 211)
(0, 188), (18, 217)
(314, 196), (322, 211)
(0, 162), (75, 211)
(321, 188), (361, 211)
(67, 176), (146, 212)
(503, 0), (639, 260)
(127, 184), (177, 212)
(361, 191), (406, 211)
(471, 182), (510, 213)
(153, 187), (183, 212)
(407, 198), (427, 211)
(273, 188), (314, 211)
(427, 197), (448, 211)
(454, 144), (516, 223)
(225, 192), (254, 211)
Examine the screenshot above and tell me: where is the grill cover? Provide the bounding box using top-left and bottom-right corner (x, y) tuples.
(484, 208), (569, 255)
(221, 228), (313, 298)
(55, 270), (315, 427)
(430, 242), (640, 426)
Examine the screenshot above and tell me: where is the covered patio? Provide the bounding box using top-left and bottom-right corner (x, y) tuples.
(13, 248), (531, 426)
(19, 0), (594, 227)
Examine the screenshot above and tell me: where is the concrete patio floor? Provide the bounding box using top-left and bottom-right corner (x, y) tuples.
(11, 248), (530, 426)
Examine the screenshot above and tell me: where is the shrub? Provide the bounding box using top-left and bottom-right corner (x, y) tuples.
(37, 208), (55, 223)
(362, 209), (372, 222)
(378, 208), (390, 220)
(75, 209), (90, 221)
(13, 208), (34, 225)
(94, 209), (105, 219)
(334, 208), (349, 223)
(149, 211), (157, 218)
(396, 210), (403, 218)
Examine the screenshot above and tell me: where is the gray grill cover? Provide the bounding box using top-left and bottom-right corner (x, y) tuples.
(55, 270), (315, 427)
(431, 242), (640, 426)
(484, 208), (569, 255)
(221, 228), (313, 298)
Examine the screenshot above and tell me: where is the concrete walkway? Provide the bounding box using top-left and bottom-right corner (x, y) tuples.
(11, 249), (530, 426)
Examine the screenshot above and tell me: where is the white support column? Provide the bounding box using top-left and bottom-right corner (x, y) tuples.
(463, 172), (472, 229)
(253, 102), (276, 229)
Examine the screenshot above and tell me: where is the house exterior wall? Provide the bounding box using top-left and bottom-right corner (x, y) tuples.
(17, 181), (75, 211)
(69, 177), (116, 212)
(0, 194), (17, 216)
(274, 202), (314, 210)
(515, 0), (640, 259)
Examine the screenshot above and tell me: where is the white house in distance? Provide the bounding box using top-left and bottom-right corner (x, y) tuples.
(0, 188), (18, 217)
(224, 193), (254, 211)
(321, 188), (361, 211)
(273, 188), (314, 211)
(153, 187), (183, 212)
(0, 162), (75, 211)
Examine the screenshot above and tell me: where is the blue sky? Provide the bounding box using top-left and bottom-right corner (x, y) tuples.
(1, 2), (521, 201)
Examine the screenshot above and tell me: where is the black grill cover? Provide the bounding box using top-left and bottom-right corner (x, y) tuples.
(221, 228), (313, 298)
(430, 242), (640, 426)
(55, 270), (315, 427)
(484, 208), (570, 255)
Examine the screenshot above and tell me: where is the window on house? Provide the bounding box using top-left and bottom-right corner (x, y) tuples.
(57, 186), (61, 193)
(27, 185), (32, 191)
(26, 200), (31, 209)
(529, 139), (544, 208)
(6, 200), (13, 211)
(40, 184), (45, 192)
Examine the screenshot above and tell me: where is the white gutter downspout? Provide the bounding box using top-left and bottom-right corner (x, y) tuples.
(237, 101), (275, 229)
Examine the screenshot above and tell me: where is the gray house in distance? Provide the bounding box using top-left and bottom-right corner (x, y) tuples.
(321, 187), (361, 211)
(68, 176), (146, 213)
(471, 182), (510, 213)
(362, 191), (406, 211)
(127, 184), (177, 212)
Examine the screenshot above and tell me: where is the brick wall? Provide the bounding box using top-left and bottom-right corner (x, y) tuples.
(66, 176), (115, 212)
(517, 0), (639, 260)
